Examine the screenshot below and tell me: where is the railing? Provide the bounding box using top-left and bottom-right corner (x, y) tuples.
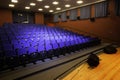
(54, 59), (87, 80)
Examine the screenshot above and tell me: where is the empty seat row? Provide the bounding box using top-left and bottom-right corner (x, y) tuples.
(0, 23), (101, 71)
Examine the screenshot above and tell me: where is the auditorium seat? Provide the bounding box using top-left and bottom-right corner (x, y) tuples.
(27, 47), (38, 64)
(0, 34), (9, 41)
(59, 42), (67, 55)
(17, 48), (28, 66)
(45, 44), (53, 59)
(52, 42), (60, 57)
(38, 44), (46, 60)
(13, 42), (23, 50)
(0, 23), (101, 71)
(22, 42), (30, 48)
(0, 44), (3, 57)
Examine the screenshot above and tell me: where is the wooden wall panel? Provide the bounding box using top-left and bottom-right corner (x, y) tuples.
(55, 0), (120, 43)
(35, 13), (44, 24)
(0, 9), (12, 26)
(91, 5), (95, 17)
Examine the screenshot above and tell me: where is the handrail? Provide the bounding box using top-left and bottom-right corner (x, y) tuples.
(54, 59), (87, 80)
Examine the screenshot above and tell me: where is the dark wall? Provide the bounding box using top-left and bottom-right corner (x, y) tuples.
(55, 0), (120, 43)
(44, 13), (53, 24)
(12, 11), (35, 24)
(44, 13), (55, 26)
(0, 8), (45, 26)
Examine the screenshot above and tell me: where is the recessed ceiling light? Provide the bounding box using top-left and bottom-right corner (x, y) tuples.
(38, 8), (43, 11)
(37, 0), (43, 1)
(49, 10), (54, 12)
(44, 5), (50, 8)
(9, 4), (15, 7)
(65, 4), (71, 7)
(25, 7), (30, 9)
(56, 7), (61, 10)
(30, 3), (36, 6)
(52, 1), (59, 5)
(11, 0), (18, 3)
(77, 0), (83, 4)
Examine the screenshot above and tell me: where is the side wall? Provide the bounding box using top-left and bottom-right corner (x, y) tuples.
(55, 0), (120, 43)
(0, 8), (12, 26)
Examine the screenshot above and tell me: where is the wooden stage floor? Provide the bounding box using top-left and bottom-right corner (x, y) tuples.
(62, 48), (120, 80)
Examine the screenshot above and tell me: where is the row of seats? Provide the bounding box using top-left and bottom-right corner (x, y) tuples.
(0, 23), (101, 71)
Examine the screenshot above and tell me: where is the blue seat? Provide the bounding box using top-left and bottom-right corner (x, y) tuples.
(38, 40), (44, 45)
(4, 50), (16, 57)
(37, 44), (46, 58)
(0, 45), (3, 57)
(59, 42), (67, 55)
(17, 48), (28, 66)
(31, 42), (38, 47)
(17, 48), (27, 55)
(52, 43), (59, 49)
(46, 44), (52, 51)
(2, 43), (17, 61)
(3, 43), (13, 51)
(9, 35), (16, 40)
(13, 43), (23, 50)
(0, 31), (6, 35)
(16, 36), (23, 40)
(27, 47), (38, 63)
(65, 41), (71, 47)
(0, 35), (9, 41)
(28, 47), (37, 54)
(0, 23), (101, 70)
(19, 39), (26, 44)
(1, 40), (10, 45)
(22, 35), (30, 39)
(11, 40), (19, 44)
(59, 42), (65, 48)
(51, 40), (56, 43)
(34, 37), (40, 42)
(38, 44), (45, 52)
(30, 34), (36, 38)
(27, 39), (32, 43)
(22, 42), (30, 48)
(52, 43), (60, 57)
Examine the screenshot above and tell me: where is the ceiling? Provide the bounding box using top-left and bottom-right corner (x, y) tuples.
(0, 0), (105, 14)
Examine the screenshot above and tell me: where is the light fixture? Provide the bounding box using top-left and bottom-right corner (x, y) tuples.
(37, 0), (43, 1)
(52, 1), (59, 5)
(65, 4), (71, 7)
(9, 4), (15, 7)
(44, 5), (50, 8)
(11, 0), (18, 3)
(30, 3), (36, 6)
(49, 10), (54, 12)
(25, 7), (30, 9)
(56, 7), (61, 10)
(38, 8), (43, 11)
(77, 0), (83, 4)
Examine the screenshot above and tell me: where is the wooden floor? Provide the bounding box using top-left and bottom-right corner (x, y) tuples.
(62, 48), (120, 80)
